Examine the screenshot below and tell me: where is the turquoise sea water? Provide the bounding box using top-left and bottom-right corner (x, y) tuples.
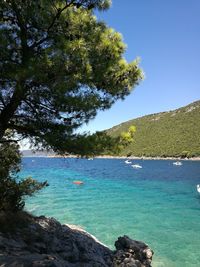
(20, 158), (200, 267)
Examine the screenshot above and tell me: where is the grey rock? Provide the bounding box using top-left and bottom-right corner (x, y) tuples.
(0, 217), (153, 267)
(113, 236), (153, 267)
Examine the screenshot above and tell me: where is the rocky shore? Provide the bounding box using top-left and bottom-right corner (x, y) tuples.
(46, 154), (200, 161)
(0, 215), (153, 267)
(93, 155), (200, 161)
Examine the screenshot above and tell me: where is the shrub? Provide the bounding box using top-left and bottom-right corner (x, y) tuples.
(0, 138), (48, 212)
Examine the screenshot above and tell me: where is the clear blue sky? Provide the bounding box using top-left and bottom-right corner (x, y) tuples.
(81, 0), (200, 133)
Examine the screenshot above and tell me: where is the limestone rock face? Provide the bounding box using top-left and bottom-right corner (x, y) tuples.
(0, 216), (153, 267)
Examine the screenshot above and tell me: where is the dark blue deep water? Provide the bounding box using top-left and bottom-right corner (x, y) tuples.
(20, 158), (200, 267)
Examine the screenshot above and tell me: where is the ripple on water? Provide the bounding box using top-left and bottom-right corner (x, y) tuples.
(22, 158), (200, 267)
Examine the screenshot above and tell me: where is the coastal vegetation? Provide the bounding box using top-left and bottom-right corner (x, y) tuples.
(108, 100), (200, 158)
(0, 0), (141, 211)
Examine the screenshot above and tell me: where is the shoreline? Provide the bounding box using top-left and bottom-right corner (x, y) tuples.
(94, 155), (200, 161)
(23, 154), (200, 161)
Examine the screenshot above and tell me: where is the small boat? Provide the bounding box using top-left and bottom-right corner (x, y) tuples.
(125, 160), (132, 164)
(173, 161), (182, 166)
(88, 158), (94, 161)
(73, 181), (84, 185)
(131, 164), (142, 169)
(197, 184), (200, 194)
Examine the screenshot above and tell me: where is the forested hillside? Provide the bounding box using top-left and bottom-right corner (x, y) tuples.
(107, 101), (200, 158)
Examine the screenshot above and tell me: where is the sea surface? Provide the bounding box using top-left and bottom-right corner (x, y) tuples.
(20, 158), (200, 267)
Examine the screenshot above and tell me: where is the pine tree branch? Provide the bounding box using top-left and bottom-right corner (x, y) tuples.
(31, 1), (75, 49)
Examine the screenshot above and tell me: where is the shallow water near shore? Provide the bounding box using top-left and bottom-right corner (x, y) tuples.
(20, 158), (200, 267)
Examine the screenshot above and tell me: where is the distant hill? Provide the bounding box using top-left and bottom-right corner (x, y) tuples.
(107, 100), (200, 158)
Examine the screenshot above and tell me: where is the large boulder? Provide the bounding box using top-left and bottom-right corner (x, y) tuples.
(113, 236), (153, 267)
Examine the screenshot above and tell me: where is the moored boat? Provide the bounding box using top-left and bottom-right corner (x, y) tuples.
(125, 160), (132, 164)
(173, 161), (182, 166)
(131, 164), (142, 169)
(197, 184), (200, 194)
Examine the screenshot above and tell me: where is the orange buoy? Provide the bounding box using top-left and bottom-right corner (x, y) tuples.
(73, 181), (84, 185)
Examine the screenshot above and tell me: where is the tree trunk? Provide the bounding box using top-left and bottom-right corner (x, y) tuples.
(0, 82), (25, 140)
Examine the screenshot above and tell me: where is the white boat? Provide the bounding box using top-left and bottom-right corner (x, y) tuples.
(197, 184), (200, 194)
(173, 161), (182, 166)
(131, 164), (142, 169)
(125, 160), (132, 164)
(88, 158), (94, 160)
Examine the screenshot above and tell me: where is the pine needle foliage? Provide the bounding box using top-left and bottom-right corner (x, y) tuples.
(0, 0), (142, 211)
